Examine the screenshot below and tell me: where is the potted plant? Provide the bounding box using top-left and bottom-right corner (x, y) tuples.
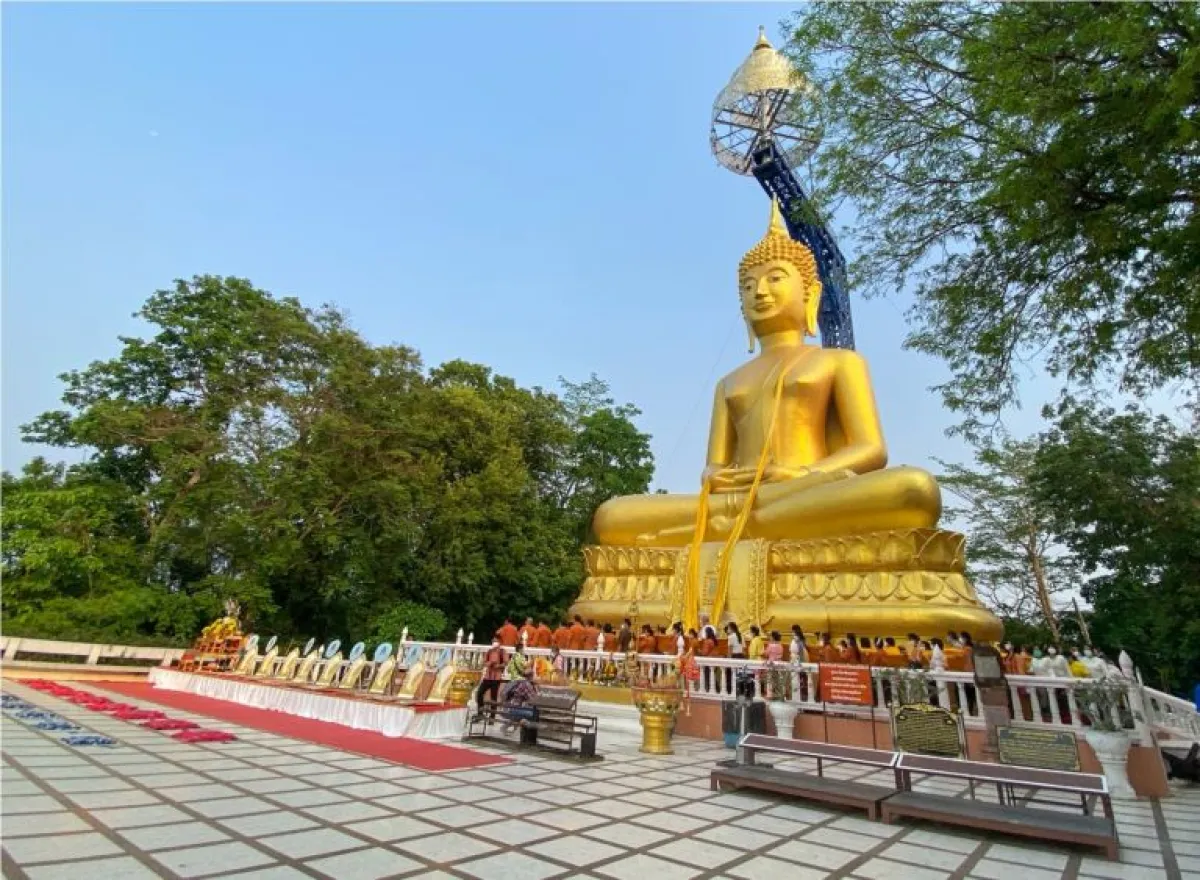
(764, 663), (798, 739)
(1075, 677), (1136, 798)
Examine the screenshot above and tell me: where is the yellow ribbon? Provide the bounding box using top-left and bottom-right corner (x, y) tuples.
(685, 350), (811, 629)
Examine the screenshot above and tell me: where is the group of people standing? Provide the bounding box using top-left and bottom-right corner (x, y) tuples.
(490, 615), (1134, 681)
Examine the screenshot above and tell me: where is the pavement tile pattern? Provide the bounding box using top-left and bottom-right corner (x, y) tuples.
(2, 678), (1197, 880)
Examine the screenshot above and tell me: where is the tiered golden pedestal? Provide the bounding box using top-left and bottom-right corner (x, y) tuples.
(571, 528), (1002, 640)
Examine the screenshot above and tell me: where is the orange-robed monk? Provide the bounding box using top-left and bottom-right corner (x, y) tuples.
(535, 622), (553, 649)
(553, 622), (571, 650)
(637, 626), (657, 654)
(496, 619), (519, 648)
(519, 617), (537, 646)
(583, 620), (600, 651)
(568, 616), (587, 651)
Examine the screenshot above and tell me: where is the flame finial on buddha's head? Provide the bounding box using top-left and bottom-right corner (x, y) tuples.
(739, 199), (821, 287)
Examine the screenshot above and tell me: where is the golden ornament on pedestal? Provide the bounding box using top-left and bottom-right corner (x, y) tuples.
(568, 193), (1002, 643)
(631, 685), (684, 755)
(445, 669), (482, 707)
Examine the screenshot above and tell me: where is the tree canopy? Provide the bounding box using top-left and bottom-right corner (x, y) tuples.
(939, 398), (1198, 693)
(785, 3), (1200, 432)
(3, 276), (654, 645)
(1028, 401), (1200, 692)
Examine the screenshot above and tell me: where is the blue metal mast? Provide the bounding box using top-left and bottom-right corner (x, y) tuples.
(749, 140), (855, 350)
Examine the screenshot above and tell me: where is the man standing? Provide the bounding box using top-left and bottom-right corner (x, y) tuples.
(477, 639), (507, 710)
(617, 618), (633, 654)
(535, 620), (554, 649)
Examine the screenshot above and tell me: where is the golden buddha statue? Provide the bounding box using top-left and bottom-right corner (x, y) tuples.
(570, 203), (1003, 642)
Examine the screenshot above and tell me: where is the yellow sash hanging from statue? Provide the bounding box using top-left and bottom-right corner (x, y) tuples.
(684, 350), (810, 630)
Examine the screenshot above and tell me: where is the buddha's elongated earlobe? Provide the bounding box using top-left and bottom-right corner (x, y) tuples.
(744, 314), (757, 352)
(805, 282), (823, 338)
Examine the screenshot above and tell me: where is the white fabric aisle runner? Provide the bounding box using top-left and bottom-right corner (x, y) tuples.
(147, 668), (466, 740)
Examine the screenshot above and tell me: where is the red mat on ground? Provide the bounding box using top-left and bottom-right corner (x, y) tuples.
(90, 680), (508, 771)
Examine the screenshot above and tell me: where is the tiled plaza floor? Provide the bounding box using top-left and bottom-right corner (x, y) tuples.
(2, 678), (1197, 880)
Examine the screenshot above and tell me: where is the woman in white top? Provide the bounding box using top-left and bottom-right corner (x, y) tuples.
(929, 638), (947, 672)
(724, 622), (744, 695)
(789, 625), (807, 664)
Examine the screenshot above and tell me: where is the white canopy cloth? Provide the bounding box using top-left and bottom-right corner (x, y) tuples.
(147, 668), (465, 740)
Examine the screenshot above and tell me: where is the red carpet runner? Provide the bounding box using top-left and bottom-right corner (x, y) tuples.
(91, 680), (508, 771)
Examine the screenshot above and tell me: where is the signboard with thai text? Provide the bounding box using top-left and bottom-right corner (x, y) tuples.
(892, 703), (964, 758)
(997, 726), (1081, 772)
(818, 664), (873, 706)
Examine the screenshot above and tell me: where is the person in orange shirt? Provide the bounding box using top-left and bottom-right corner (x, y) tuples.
(518, 617), (537, 647)
(568, 615), (587, 651)
(819, 633), (839, 664)
(845, 633), (862, 665)
(553, 621), (571, 651)
(583, 619), (601, 652)
(636, 625), (657, 654)
(697, 630), (718, 694)
(535, 621), (553, 649)
(496, 618), (519, 648)
(858, 637), (878, 667)
(601, 623), (617, 652)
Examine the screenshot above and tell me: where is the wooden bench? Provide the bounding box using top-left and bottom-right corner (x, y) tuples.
(518, 688), (599, 759)
(465, 687), (599, 759)
(711, 735), (901, 820)
(888, 753), (1118, 859)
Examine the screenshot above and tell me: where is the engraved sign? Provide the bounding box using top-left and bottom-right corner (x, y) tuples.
(971, 644), (1006, 688)
(997, 726), (1080, 772)
(819, 664), (873, 706)
(892, 703), (963, 758)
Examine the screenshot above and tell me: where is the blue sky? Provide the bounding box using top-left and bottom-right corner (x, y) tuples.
(2, 2), (1053, 492)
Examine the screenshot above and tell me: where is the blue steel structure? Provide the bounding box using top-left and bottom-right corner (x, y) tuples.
(749, 141), (855, 350)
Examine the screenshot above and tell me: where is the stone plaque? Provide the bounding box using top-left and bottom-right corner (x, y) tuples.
(996, 726), (1080, 772)
(971, 643), (1006, 688)
(892, 703), (963, 758)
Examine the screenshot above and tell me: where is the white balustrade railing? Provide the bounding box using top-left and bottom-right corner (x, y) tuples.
(1144, 686), (1200, 739)
(389, 641), (1200, 740)
(9, 634), (1197, 742)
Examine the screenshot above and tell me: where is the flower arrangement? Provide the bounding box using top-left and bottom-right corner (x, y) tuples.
(1074, 677), (1135, 732)
(764, 662), (793, 702)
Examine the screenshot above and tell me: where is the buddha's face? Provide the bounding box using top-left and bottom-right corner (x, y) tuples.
(739, 258), (817, 339)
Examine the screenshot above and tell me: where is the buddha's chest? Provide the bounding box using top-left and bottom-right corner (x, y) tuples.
(724, 356), (833, 427)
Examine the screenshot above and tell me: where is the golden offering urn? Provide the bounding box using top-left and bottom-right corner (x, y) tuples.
(446, 666), (483, 707)
(631, 670), (686, 755)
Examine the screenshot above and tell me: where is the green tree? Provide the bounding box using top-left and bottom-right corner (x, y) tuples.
(6, 275), (654, 645)
(938, 441), (1080, 640)
(785, 3), (1200, 431)
(1027, 401), (1200, 693)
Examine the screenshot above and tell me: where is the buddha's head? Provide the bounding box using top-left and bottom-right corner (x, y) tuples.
(738, 200), (822, 349)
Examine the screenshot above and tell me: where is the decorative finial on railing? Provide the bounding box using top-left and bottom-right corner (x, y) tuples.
(456, 628), (464, 646)
(400, 627), (409, 645)
(597, 632), (605, 652)
(467, 632), (474, 645)
(521, 629), (530, 648)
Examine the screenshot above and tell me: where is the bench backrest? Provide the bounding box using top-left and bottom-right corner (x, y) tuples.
(739, 734), (899, 769)
(533, 687), (580, 712)
(896, 753), (1108, 795)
